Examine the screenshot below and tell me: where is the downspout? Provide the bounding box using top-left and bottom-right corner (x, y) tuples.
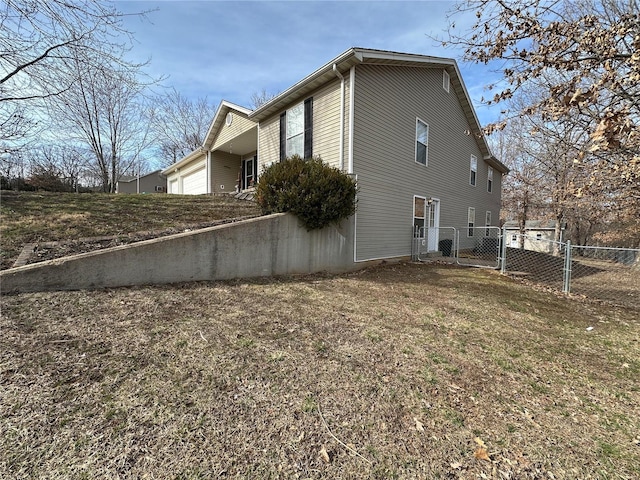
(205, 149), (211, 194)
(332, 64), (345, 172)
(348, 66), (355, 174)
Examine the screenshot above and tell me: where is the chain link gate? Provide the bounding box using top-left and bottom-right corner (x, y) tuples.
(456, 226), (502, 268)
(413, 226), (502, 269)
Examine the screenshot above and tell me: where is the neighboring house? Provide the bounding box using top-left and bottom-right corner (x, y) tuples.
(116, 170), (167, 194)
(504, 220), (558, 253)
(163, 47), (509, 263)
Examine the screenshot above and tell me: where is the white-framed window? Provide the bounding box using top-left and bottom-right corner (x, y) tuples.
(413, 195), (426, 234)
(280, 97), (313, 160)
(470, 155), (477, 186)
(415, 118), (429, 166)
(286, 102), (304, 157)
(485, 211), (491, 236)
(487, 166), (494, 193)
(443, 69), (450, 93)
(468, 207), (475, 237)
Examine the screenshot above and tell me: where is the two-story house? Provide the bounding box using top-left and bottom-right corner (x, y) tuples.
(163, 47), (508, 264)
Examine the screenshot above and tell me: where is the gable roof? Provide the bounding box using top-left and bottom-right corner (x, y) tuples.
(250, 47), (508, 173)
(203, 100), (253, 150)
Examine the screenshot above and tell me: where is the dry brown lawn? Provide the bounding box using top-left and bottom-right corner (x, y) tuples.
(0, 191), (261, 270)
(1, 262), (639, 479)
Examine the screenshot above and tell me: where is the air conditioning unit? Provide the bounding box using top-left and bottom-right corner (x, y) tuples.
(155, 185), (165, 192)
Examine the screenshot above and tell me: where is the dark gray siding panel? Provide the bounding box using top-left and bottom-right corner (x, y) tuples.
(352, 65), (501, 261)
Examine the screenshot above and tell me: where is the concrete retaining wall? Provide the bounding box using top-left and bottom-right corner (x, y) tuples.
(0, 213), (357, 293)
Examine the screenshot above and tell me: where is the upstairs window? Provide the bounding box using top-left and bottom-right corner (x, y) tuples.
(487, 166), (494, 193)
(443, 70), (450, 93)
(470, 155), (477, 186)
(415, 118), (429, 166)
(280, 97), (313, 160)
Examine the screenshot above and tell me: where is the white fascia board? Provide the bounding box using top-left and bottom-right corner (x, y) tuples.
(161, 149), (204, 174)
(249, 48), (359, 121)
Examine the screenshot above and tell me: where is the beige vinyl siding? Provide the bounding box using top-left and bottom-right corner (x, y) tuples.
(211, 151), (241, 194)
(352, 64), (501, 261)
(311, 79), (341, 168)
(211, 114), (255, 151)
(257, 80), (343, 170)
(258, 115), (279, 173)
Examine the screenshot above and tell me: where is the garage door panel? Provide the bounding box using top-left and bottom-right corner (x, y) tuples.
(182, 167), (206, 195)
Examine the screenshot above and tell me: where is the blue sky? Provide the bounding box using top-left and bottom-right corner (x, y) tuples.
(118, 1), (503, 125)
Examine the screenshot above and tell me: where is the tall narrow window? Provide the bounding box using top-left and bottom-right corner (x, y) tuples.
(443, 70), (450, 93)
(279, 98), (313, 160)
(485, 211), (491, 236)
(487, 166), (494, 193)
(413, 196), (426, 235)
(286, 102), (304, 157)
(470, 155), (477, 186)
(468, 207), (475, 237)
(416, 118), (428, 166)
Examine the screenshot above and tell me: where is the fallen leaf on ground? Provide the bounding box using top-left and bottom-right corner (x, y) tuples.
(414, 417), (425, 432)
(319, 445), (330, 463)
(474, 437), (487, 448)
(474, 447), (491, 461)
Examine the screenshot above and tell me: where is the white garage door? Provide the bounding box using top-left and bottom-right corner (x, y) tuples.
(182, 167), (206, 195)
(168, 179), (178, 194)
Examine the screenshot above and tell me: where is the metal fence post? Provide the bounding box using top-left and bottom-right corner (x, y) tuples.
(563, 240), (572, 294)
(500, 226), (507, 274)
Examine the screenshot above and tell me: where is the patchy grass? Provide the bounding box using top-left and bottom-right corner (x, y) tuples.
(1, 263), (638, 479)
(0, 191), (261, 270)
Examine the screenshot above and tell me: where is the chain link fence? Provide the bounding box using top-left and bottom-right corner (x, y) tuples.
(412, 228), (639, 308)
(501, 233), (640, 309)
(456, 226), (501, 268)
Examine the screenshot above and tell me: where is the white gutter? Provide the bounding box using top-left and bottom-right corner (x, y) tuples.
(332, 64), (345, 172)
(348, 66), (355, 174)
(206, 149), (211, 194)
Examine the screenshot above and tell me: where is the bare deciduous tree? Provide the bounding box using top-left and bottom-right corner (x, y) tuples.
(150, 89), (214, 167)
(250, 88), (279, 109)
(50, 54), (154, 193)
(443, 0), (639, 245)
(0, 1), (150, 154)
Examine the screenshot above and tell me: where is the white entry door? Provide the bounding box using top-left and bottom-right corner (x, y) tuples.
(427, 198), (440, 252)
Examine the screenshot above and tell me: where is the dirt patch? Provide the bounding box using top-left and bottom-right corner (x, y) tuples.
(2, 262), (638, 479)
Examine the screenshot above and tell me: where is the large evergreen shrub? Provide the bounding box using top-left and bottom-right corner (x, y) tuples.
(255, 155), (357, 230)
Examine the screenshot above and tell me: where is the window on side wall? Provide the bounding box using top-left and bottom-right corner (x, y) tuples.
(470, 155), (477, 186)
(286, 102), (304, 157)
(468, 207), (475, 237)
(413, 196), (426, 235)
(443, 70), (450, 93)
(485, 211), (491, 236)
(487, 166), (494, 193)
(415, 118), (428, 166)
(279, 97), (313, 160)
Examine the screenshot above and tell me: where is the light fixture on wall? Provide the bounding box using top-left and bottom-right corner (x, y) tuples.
(427, 197), (433, 206)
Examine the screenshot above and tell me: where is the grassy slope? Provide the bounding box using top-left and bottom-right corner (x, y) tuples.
(1, 263), (638, 479)
(0, 191), (261, 270)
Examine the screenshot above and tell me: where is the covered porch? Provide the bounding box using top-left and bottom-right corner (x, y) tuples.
(205, 101), (258, 195)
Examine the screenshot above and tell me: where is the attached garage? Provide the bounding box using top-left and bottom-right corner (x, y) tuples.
(182, 166), (207, 195)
